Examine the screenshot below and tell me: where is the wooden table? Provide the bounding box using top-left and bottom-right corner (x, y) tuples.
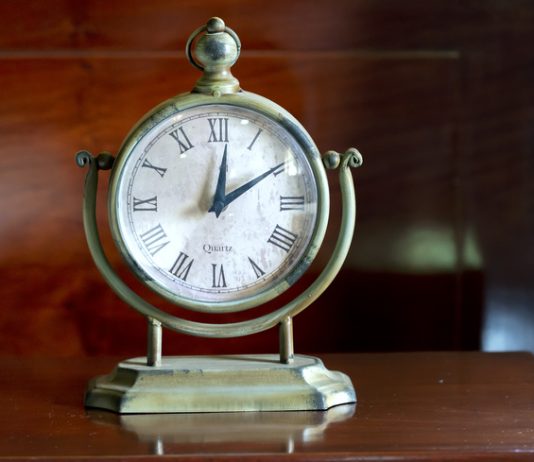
(1, 352), (534, 461)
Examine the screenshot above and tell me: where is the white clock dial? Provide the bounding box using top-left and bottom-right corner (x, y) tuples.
(114, 104), (318, 307)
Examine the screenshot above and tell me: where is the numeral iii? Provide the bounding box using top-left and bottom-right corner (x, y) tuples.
(280, 195), (305, 211)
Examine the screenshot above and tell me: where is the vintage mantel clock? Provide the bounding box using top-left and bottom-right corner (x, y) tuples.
(76, 17), (363, 413)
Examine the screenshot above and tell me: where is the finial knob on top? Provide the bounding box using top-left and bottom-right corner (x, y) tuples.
(206, 17), (225, 33)
(186, 17), (241, 96)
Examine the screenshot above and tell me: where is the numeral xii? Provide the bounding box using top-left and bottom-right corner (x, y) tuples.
(208, 118), (229, 143)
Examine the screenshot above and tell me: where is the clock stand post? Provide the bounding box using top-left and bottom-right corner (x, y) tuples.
(146, 316), (294, 367)
(279, 316), (294, 364)
(146, 318), (162, 367)
(145, 317), (297, 367)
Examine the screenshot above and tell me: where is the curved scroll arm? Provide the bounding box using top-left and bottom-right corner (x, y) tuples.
(76, 148), (363, 339)
(281, 148), (363, 319)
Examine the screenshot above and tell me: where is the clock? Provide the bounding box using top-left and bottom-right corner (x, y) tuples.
(110, 99), (325, 311)
(78, 17), (362, 413)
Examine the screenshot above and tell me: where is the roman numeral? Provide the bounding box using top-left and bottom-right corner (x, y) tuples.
(169, 252), (194, 281)
(248, 257), (265, 279)
(247, 128), (263, 150)
(280, 195), (305, 211)
(169, 126), (194, 154)
(211, 263), (227, 288)
(267, 224), (298, 253)
(139, 224), (170, 256)
(133, 196), (157, 212)
(142, 159), (167, 178)
(208, 118), (229, 143)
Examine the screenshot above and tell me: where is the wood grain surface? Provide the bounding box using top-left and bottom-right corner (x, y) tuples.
(1, 352), (534, 461)
(0, 1), (533, 356)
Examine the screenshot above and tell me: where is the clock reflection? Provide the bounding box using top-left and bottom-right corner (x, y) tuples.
(89, 404), (355, 455)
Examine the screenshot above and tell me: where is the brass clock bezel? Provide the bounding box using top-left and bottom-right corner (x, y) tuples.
(108, 90), (330, 315)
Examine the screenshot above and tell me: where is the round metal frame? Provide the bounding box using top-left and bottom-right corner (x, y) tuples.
(107, 91), (330, 315)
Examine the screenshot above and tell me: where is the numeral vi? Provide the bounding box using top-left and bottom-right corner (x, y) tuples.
(211, 263), (227, 288)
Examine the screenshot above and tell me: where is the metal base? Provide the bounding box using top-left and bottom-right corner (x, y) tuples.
(85, 354), (356, 413)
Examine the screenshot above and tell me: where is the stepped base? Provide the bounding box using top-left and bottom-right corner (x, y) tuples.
(85, 354), (356, 413)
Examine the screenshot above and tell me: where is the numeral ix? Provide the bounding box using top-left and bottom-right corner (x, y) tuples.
(133, 196), (157, 212)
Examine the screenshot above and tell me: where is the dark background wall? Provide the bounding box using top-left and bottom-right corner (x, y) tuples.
(1, 1), (533, 357)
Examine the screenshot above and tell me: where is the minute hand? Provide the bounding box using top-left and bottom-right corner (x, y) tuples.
(222, 161), (285, 208)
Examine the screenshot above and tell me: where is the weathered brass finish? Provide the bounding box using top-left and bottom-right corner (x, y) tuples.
(85, 355), (355, 413)
(187, 17), (241, 95)
(76, 146), (360, 339)
(77, 17), (362, 414)
(279, 316), (294, 364)
(146, 318), (162, 367)
(108, 91), (330, 315)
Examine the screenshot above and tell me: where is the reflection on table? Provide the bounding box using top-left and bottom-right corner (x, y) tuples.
(89, 404), (356, 455)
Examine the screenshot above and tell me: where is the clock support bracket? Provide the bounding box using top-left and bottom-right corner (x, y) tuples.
(76, 147), (362, 413)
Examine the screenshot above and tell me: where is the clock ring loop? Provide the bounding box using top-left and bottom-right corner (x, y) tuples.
(185, 21), (241, 72)
(77, 146), (357, 338)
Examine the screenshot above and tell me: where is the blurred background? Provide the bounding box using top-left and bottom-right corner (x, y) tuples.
(1, 1), (533, 358)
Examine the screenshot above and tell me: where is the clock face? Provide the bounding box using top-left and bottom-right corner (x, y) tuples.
(112, 104), (318, 309)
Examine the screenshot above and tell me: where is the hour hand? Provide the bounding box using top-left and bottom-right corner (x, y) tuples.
(209, 144), (227, 217)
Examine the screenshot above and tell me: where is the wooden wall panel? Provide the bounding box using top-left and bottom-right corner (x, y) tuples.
(0, 0), (361, 51)
(1, 1), (533, 356)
